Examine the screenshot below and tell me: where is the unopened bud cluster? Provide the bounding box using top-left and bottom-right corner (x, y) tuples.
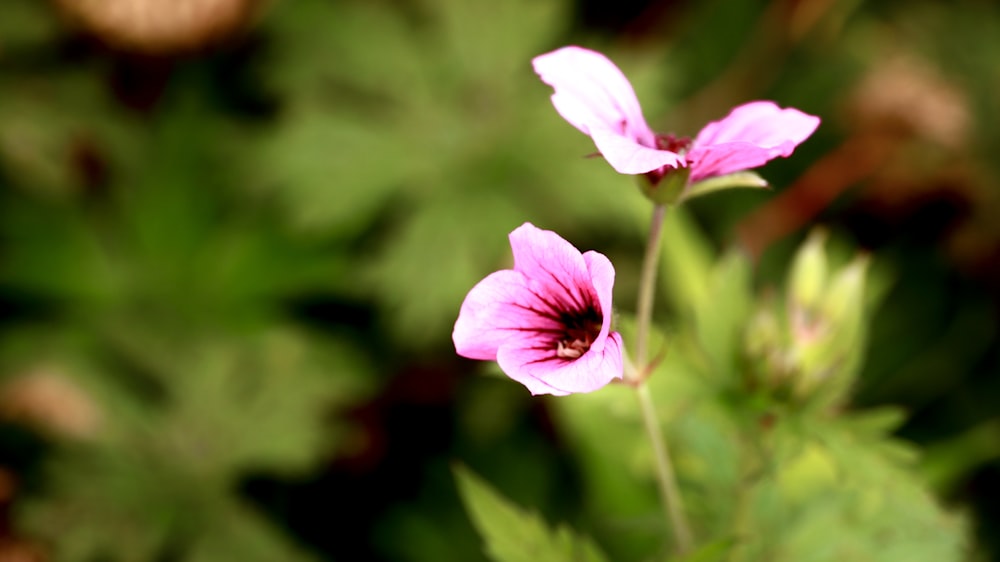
(745, 230), (871, 407)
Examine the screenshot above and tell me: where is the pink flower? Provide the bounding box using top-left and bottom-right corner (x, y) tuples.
(532, 46), (820, 184)
(453, 223), (623, 396)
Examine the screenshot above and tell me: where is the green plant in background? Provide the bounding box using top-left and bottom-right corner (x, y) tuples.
(0, 94), (374, 559)
(458, 208), (967, 562)
(450, 42), (966, 562)
(247, 0), (670, 348)
(8, 329), (371, 561)
(0, 1), (375, 558)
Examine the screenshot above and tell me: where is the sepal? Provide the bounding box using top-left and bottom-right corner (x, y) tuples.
(678, 171), (769, 204)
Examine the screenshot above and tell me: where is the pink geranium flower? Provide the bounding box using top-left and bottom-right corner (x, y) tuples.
(532, 46), (820, 184)
(453, 223), (623, 396)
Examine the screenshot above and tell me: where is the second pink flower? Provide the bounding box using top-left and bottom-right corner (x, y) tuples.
(532, 46), (821, 184)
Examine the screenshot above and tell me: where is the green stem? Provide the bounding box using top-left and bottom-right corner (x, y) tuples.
(637, 382), (693, 556)
(632, 203), (693, 556)
(634, 204), (667, 373)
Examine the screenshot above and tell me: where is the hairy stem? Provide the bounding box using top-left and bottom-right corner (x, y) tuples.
(633, 203), (693, 555)
(637, 382), (693, 555)
(634, 204), (667, 373)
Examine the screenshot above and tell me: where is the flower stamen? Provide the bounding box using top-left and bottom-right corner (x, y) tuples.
(655, 134), (692, 155)
(554, 315), (602, 359)
(556, 338), (589, 359)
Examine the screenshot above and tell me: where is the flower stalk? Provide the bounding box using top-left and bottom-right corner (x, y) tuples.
(637, 381), (693, 555)
(632, 203), (693, 556)
(634, 203), (667, 373)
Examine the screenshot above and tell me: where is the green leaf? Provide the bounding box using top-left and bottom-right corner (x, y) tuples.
(660, 206), (714, 312)
(673, 538), (737, 562)
(692, 250), (754, 382)
(453, 465), (609, 562)
(725, 413), (968, 562)
(841, 407), (908, 437)
(921, 419), (1000, 493)
(0, 0), (61, 48)
(678, 172), (769, 204)
(787, 229), (829, 311)
(16, 327), (374, 561)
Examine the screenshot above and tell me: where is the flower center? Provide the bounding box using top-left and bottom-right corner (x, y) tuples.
(655, 133), (692, 155)
(555, 312), (602, 360)
(643, 133), (693, 191)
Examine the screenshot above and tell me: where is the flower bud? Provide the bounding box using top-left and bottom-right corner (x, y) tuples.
(745, 302), (788, 385)
(744, 231), (874, 408)
(821, 255), (870, 330)
(792, 254), (871, 404)
(788, 229), (828, 312)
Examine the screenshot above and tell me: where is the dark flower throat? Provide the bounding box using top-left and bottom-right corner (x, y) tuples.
(555, 308), (603, 360)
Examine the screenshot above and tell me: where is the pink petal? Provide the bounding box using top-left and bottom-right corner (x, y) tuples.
(494, 336), (574, 396)
(497, 332), (624, 396)
(509, 223), (598, 315)
(532, 46), (657, 147)
(452, 269), (561, 361)
(686, 142), (782, 182)
(693, 101), (820, 148)
(582, 250), (615, 353)
(688, 101), (820, 181)
(590, 128), (686, 175)
(453, 222), (624, 396)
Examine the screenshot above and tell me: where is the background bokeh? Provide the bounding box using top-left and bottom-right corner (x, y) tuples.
(1, 0), (999, 560)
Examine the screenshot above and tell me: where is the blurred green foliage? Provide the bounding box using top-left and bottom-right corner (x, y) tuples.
(552, 214), (964, 561)
(455, 464), (609, 562)
(247, 0), (666, 348)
